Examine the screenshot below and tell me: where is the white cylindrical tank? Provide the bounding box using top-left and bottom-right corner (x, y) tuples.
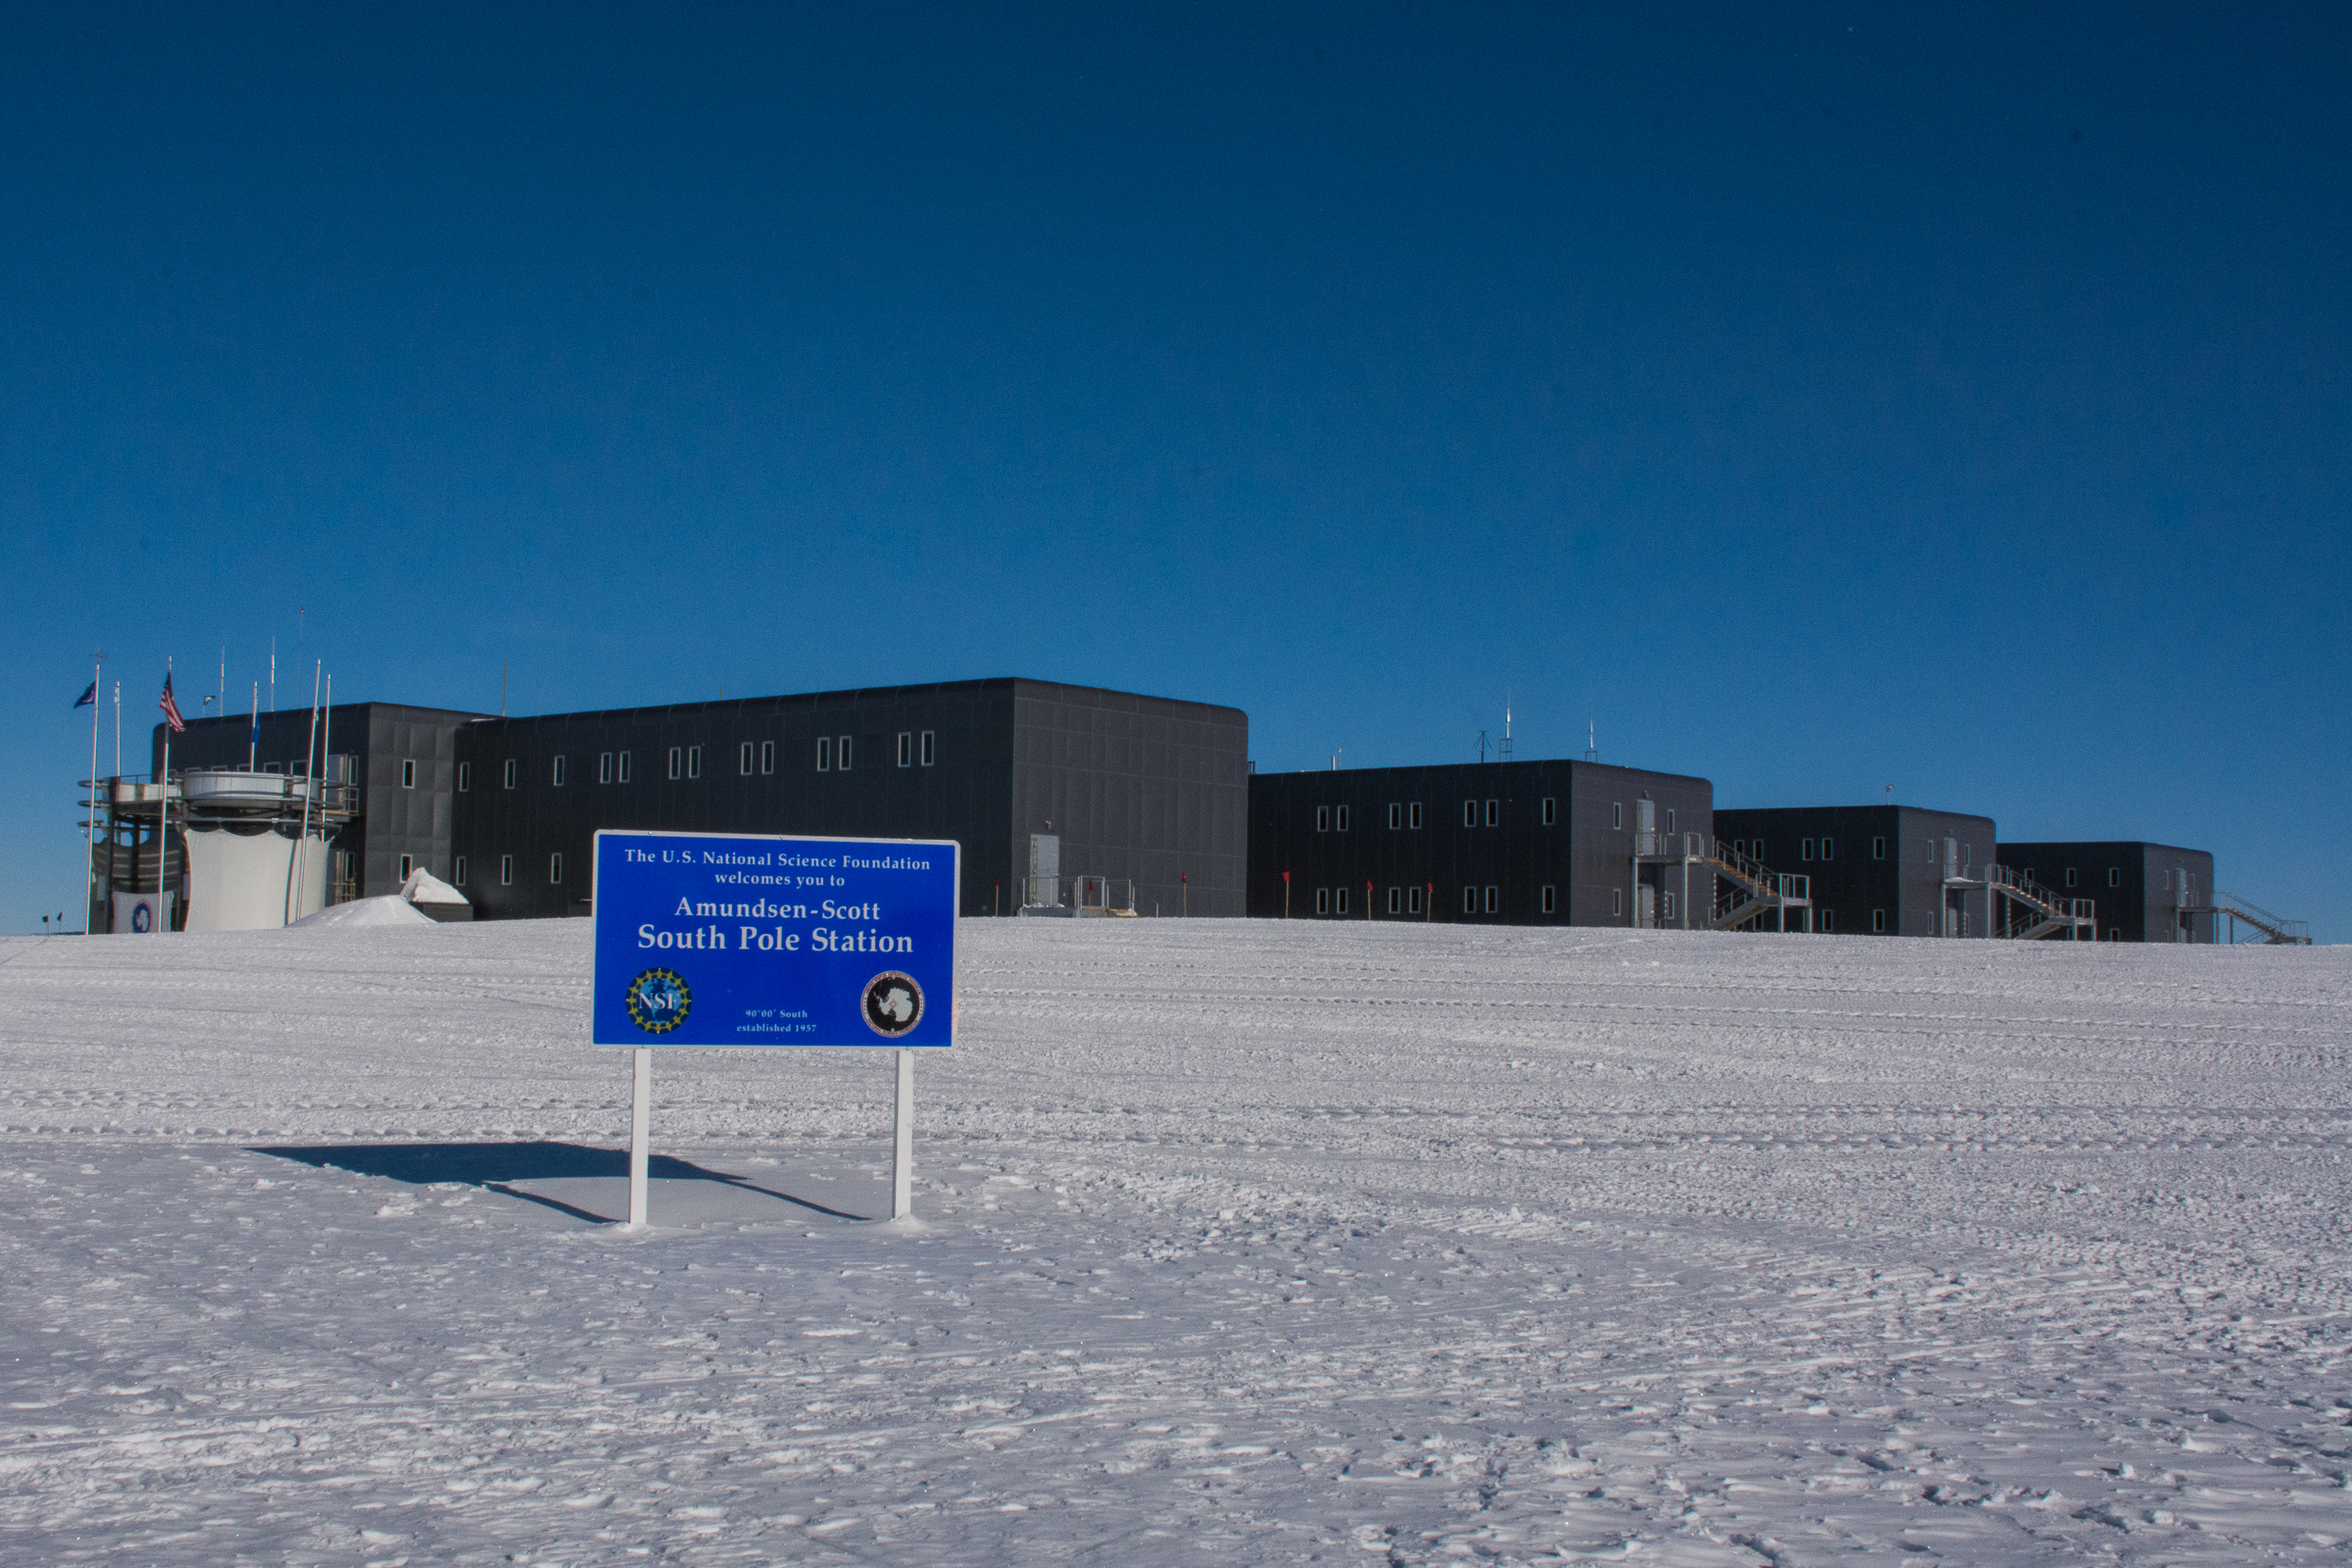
(183, 827), (331, 931)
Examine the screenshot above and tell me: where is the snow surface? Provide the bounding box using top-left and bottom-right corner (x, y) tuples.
(1, 918), (2348, 1565)
(399, 867), (468, 907)
(290, 894), (435, 929)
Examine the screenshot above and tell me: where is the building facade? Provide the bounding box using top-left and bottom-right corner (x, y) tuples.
(448, 678), (1247, 920)
(153, 702), (491, 904)
(1995, 841), (2216, 943)
(152, 678), (1247, 922)
(1710, 806), (1998, 937)
(1247, 759), (1714, 926)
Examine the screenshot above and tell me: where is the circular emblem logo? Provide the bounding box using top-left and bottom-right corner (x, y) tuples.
(861, 971), (924, 1037)
(625, 967), (693, 1034)
(129, 902), (153, 934)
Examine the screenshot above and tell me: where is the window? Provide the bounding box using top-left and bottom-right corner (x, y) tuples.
(1801, 839), (1815, 861)
(458, 761), (472, 792)
(552, 755), (566, 786)
(1316, 806), (1332, 832)
(1336, 806), (1350, 831)
(1485, 800), (1498, 827)
(2065, 867), (2080, 888)
(616, 751), (632, 783)
(1613, 888), (1624, 916)
(2107, 927), (2121, 942)
(264, 760), (282, 773)
(502, 759), (516, 790)
(1463, 886), (1479, 914)
(687, 746), (702, 779)
(1821, 909), (1836, 932)
(1388, 803), (1402, 830)
(2107, 867), (2121, 888)
(1612, 803), (1623, 830)
(1753, 839), (1766, 860)
(1872, 836), (1886, 859)
(669, 747), (683, 780)
(401, 759), (416, 789)
(1821, 837), (1835, 860)
(550, 853), (564, 885)
(1408, 802), (1423, 829)
(1666, 809), (1676, 834)
(837, 735), (853, 770)
(1335, 887), (1348, 914)
(741, 742), (756, 775)
(898, 731), (913, 767)
(1315, 888), (1330, 915)
(1541, 885), (1556, 914)
(1542, 797), (1556, 826)
(398, 854), (414, 881)
(817, 736), (832, 771)
(1407, 885), (1423, 914)
(761, 740), (775, 774)
(598, 752), (612, 784)
(1464, 800), (1478, 827)
(920, 730), (935, 766)
(454, 856), (467, 887)
(500, 855), (514, 886)
(1872, 908), (1887, 933)
(1485, 886), (1499, 913)
(1387, 886), (1401, 913)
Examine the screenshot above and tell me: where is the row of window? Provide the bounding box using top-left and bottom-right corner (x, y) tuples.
(2029, 867), (2124, 889)
(415, 852), (562, 888)
(1315, 798), (1580, 832)
(446, 732), (941, 792)
(398, 851), (556, 889)
(1310, 884), (1571, 916)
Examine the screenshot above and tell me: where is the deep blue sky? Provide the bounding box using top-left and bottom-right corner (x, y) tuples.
(6, 4), (2347, 939)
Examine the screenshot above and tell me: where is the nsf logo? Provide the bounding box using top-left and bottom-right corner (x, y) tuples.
(625, 967), (693, 1034)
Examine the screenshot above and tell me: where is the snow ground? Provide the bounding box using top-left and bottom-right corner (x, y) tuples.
(1, 918), (2347, 1565)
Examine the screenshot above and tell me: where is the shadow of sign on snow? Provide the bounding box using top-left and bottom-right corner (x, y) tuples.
(252, 1140), (871, 1225)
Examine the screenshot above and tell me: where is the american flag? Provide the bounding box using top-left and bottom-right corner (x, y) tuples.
(159, 673), (186, 733)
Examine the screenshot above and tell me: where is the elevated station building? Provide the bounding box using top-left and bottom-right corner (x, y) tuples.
(1994, 841), (2220, 944)
(129, 677), (1247, 928)
(1247, 759), (1731, 927)
(1712, 805), (2008, 938)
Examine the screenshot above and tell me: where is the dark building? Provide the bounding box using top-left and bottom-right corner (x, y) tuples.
(155, 679), (1246, 921)
(1995, 842), (2216, 943)
(1247, 759), (1713, 926)
(447, 677), (1248, 920)
(1711, 805), (2000, 937)
(154, 701), (491, 903)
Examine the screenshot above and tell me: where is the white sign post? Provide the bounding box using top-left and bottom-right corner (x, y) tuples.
(592, 830), (958, 1231)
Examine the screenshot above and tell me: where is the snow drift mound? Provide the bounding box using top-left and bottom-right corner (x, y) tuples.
(288, 894), (434, 929)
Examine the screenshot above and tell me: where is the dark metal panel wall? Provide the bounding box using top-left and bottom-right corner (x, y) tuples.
(1246, 760), (1712, 926)
(1995, 841), (2217, 942)
(1006, 680), (1250, 918)
(1716, 806), (1997, 936)
(453, 681), (1023, 921)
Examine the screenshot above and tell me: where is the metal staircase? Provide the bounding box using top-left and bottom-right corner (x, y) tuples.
(2186, 891), (2312, 945)
(1988, 864), (2095, 940)
(1636, 831), (1812, 932)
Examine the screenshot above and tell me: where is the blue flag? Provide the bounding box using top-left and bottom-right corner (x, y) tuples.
(73, 681), (95, 709)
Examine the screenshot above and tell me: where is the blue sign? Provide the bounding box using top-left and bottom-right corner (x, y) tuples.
(591, 831), (958, 1048)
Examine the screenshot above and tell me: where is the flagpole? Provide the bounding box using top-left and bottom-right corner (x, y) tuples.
(158, 659), (171, 935)
(85, 650), (104, 935)
(291, 660), (320, 925)
(249, 681), (259, 770)
(319, 673), (333, 906)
